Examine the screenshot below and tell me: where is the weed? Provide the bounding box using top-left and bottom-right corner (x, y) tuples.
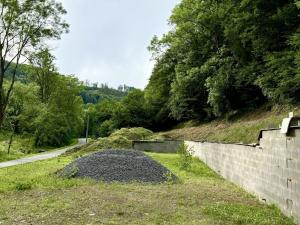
(14, 182), (32, 191)
(164, 171), (177, 184)
(177, 143), (194, 171)
(202, 203), (295, 225)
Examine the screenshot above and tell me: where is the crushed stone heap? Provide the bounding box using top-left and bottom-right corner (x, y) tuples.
(58, 149), (177, 183)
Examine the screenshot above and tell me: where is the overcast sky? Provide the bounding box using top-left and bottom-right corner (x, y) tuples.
(52, 0), (178, 89)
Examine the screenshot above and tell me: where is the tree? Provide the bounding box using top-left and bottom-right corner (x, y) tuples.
(0, 0), (69, 125)
(4, 81), (41, 153)
(145, 48), (177, 128)
(146, 0), (300, 123)
(34, 76), (83, 147)
(91, 100), (118, 137)
(29, 48), (58, 103)
(116, 89), (152, 128)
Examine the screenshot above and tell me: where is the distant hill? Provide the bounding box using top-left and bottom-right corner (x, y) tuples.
(5, 62), (32, 83)
(5, 62), (134, 104)
(80, 84), (134, 104)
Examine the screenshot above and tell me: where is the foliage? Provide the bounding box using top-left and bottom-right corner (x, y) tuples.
(80, 84), (133, 104)
(85, 89), (155, 138)
(1, 60), (84, 150)
(0, 0), (83, 155)
(84, 100), (118, 138)
(98, 119), (115, 137)
(0, 0), (69, 125)
(0, 133), (35, 162)
(145, 0), (300, 125)
(28, 48), (58, 103)
(4, 82), (42, 134)
(34, 76), (84, 147)
(144, 49), (177, 128)
(113, 89), (152, 128)
(14, 182), (32, 191)
(177, 143), (193, 171)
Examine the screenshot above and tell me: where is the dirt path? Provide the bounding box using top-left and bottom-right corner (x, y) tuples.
(0, 138), (86, 169)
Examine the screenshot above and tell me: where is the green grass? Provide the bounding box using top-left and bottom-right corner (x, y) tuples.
(148, 152), (219, 181)
(0, 150), (295, 225)
(202, 203), (295, 225)
(162, 104), (300, 144)
(0, 134), (78, 162)
(0, 154), (93, 193)
(0, 133), (35, 162)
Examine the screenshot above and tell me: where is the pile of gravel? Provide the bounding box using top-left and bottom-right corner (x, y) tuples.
(58, 149), (177, 183)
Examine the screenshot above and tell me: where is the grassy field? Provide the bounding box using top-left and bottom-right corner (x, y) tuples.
(0, 133), (35, 162)
(161, 105), (300, 144)
(0, 151), (295, 225)
(0, 133), (78, 162)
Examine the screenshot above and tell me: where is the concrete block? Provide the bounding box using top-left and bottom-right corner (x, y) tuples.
(185, 129), (300, 224)
(282, 158), (297, 170)
(297, 160), (300, 171)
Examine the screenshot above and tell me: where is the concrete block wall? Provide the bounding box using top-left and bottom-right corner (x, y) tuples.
(185, 127), (300, 224)
(133, 140), (182, 153)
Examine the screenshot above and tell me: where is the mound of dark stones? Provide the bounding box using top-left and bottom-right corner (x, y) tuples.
(58, 149), (177, 183)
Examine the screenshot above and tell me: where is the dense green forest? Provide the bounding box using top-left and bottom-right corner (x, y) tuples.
(6, 64), (134, 105)
(146, 0), (300, 122)
(85, 0), (300, 138)
(80, 84), (134, 104)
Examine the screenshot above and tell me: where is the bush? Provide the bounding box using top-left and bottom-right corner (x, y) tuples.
(177, 143), (193, 171)
(34, 113), (73, 147)
(98, 119), (115, 137)
(14, 182), (32, 191)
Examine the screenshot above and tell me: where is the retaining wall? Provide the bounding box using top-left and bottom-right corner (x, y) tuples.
(185, 128), (300, 224)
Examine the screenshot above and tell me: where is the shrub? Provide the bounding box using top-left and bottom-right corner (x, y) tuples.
(177, 143), (193, 171)
(98, 119), (115, 137)
(14, 182), (32, 191)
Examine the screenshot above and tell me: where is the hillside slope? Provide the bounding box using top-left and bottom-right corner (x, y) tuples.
(161, 105), (300, 144)
(80, 85), (134, 104)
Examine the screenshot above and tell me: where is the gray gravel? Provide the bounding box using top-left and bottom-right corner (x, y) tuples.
(58, 149), (177, 183)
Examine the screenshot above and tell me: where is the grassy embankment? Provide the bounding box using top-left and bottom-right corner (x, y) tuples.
(0, 133), (36, 162)
(161, 105), (300, 144)
(0, 148), (295, 225)
(0, 133), (78, 162)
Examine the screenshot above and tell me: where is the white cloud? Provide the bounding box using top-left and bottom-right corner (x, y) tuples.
(53, 0), (179, 89)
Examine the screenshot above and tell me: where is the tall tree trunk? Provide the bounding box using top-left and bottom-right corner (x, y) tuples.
(0, 64), (5, 126)
(7, 132), (13, 155)
(0, 100), (5, 126)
